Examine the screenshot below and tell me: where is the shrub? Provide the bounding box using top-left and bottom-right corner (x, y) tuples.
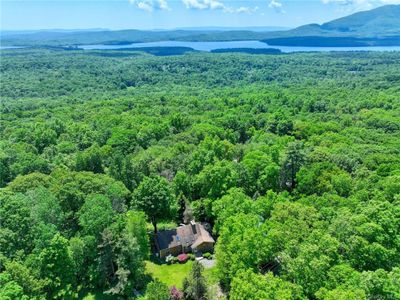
(171, 256), (179, 264)
(187, 253), (195, 261)
(203, 252), (212, 259)
(178, 253), (189, 263)
(146, 279), (170, 300)
(166, 254), (174, 265)
(170, 286), (183, 300)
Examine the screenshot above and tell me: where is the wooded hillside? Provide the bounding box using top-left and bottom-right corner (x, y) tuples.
(1, 49), (399, 299)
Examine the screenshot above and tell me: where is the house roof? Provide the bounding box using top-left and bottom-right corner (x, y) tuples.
(156, 222), (215, 251)
(192, 226), (215, 248)
(156, 229), (179, 250)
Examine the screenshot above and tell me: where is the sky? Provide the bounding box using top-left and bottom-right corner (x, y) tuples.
(1, 0), (399, 30)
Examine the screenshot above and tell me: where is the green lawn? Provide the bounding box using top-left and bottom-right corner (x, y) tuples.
(80, 260), (218, 299)
(145, 260), (194, 289)
(145, 260), (219, 289)
(146, 221), (177, 232)
(145, 260), (222, 299)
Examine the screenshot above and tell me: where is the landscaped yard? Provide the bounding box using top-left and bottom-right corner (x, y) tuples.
(78, 260), (219, 299)
(145, 260), (218, 289)
(145, 260), (194, 289)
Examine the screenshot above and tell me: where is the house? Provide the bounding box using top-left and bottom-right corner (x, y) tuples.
(156, 221), (215, 259)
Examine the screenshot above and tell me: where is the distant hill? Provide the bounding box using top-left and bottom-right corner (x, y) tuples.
(0, 28), (109, 36)
(321, 5), (400, 36)
(0, 30), (215, 46)
(176, 26), (290, 32)
(269, 5), (400, 38)
(1, 5), (399, 47)
(263, 5), (400, 46)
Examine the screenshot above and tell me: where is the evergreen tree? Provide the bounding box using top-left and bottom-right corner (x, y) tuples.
(280, 141), (306, 191)
(146, 279), (170, 300)
(182, 261), (208, 300)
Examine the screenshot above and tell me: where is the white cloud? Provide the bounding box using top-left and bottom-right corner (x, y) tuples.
(136, 1), (153, 11)
(158, 0), (169, 10)
(236, 6), (259, 13)
(182, 0), (225, 10)
(181, 0), (257, 13)
(129, 0), (170, 12)
(269, 0), (286, 13)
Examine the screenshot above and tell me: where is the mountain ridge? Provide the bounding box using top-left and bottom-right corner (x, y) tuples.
(1, 5), (399, 47)
(261, 5), (400, 46)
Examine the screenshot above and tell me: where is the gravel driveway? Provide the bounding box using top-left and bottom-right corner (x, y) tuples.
(199, 258), (216, 269)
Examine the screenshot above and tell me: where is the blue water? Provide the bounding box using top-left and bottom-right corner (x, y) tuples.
(0, 46), (25, 49)
(79, 40), (400, 53)
(2, 41), (400, 52)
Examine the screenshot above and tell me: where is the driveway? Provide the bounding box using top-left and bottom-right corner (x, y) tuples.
(199, 258), (216, 269)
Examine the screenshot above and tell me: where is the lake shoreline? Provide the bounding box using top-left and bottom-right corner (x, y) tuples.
(2, 40), (400, 53)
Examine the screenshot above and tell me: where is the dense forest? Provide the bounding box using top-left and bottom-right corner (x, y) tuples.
(1, 48), (400, 299)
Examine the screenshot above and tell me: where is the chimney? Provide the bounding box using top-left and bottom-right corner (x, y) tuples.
(190, 220), (197, 234)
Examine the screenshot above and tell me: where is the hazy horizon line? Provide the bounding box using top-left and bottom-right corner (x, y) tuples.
(0, 25), (291, 32)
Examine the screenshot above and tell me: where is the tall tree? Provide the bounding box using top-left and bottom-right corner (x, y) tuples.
(0, 273), (29, 300)
(38, 233), (76, 299)
(230, 270), (305, 300)
(280, 141), (306, 191)
(78, 194), (115, 239)
(146, 279), (170, 300)
(132, 176), (175, 233)
(182, 261), (208, 300)
(75, 144), (104, 173)
(97, 212), (149, 296)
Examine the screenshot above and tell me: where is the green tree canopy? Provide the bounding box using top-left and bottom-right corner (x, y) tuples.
(132, 175), (175, 233)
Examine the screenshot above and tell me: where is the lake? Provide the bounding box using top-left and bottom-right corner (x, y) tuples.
(2, 41), (400, 52)
(79, 40), (400, 53)
(0, 46), (25, 50)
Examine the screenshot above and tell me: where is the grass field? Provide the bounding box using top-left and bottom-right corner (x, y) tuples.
(79, 260), (218, 299)
(145, 260), (218, 289)
(145, 260), (194, 289)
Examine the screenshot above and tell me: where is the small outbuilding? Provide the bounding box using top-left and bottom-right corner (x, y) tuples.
(156, 221), (215, 259)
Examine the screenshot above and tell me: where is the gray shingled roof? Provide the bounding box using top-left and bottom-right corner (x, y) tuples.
(156, 222), (215, 251)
